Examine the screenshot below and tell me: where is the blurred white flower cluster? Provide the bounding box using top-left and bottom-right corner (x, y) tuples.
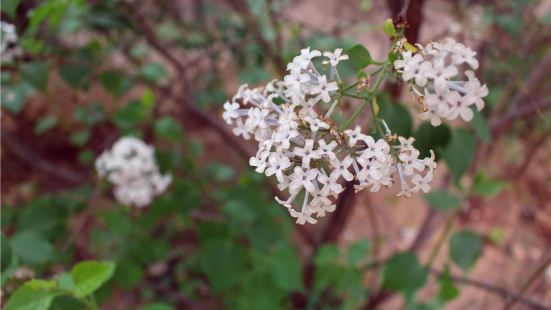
(223, 48), (436, 225)
(394, 38), (488, 126)
(1, 22), (22, 62)
(95, 137), (172, 207)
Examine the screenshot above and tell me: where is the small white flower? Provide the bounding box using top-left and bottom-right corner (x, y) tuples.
(323, 48), (349, 67)
(289, 166), (319, 193)
(222, 101), (240, 124)
(310, 75), (338, 103)
(293, 139), (321, 168)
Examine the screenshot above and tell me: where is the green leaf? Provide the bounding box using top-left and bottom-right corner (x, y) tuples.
(57, 272), (75, 290)
(442, 128), (476, 182)
(269, 245), (304, 292)
(154, 117), (184, 142)
(438, 265), (459, 302)
(1, 233), (13, 272)
(414, 122), (451, 159)
(27, 279), (57, 290)
(140, 303), (176, 310)
(69, 130), (90, 146)
(347, 240), (370, 265)
(59, 63), (92, 89)
(314, 244), (339, 266)
(473, 173), (506, 197)
(21, 62), (49, 92)
(34, 115), (58, 135)
(71, 261), (116, 297)
(10, 230), (58, 265)
(381, 251), (427, 299)
(115, 261), (144, 289)
(206, 163), (235, 182)
(3, 284), (55, 310)
(383, 18), (396, 36)
(424, 190), (460, 210)
(347, 44), (374, 69)
(471, 109), (491, 142)
(2, 0), (22, 18)
(199, 238), (247, 293)
(449, 230), (483, 271)
(138, 63), (167, 83)
(223, 200), (256, 223)
(100, 70), (125, 97)
(378, 99), (412, 137)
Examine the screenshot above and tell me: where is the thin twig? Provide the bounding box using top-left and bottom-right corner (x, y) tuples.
(503, 251), (551, 310)
(2, 130), (87, 184)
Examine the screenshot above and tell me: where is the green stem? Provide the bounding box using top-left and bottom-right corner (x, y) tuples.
(339, 64), (388, 130)
(426, 209), (459, 270)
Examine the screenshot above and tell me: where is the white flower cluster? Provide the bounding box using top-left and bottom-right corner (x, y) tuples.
(95, 137), (172, 208)
(223, 47), (436, 225)
(1, 22), (22, 63)
(394, 38), (488, 126)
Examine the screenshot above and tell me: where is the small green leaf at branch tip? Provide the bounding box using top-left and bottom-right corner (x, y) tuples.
(449, 230), (483, 271)
(404, 42), (418, 53)
(71, 261), (116, 297)
(424, 190), (460, 210)
(472, 172), (507, 197)
(383, 18), (396, 37)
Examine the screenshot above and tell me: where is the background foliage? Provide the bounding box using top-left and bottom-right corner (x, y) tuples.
(1, 0), (551, 309)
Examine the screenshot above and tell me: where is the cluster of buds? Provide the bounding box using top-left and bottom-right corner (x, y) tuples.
(394, 38), (488, 126)
(95, 137), (172, 207)
(223, 48), (436, 225)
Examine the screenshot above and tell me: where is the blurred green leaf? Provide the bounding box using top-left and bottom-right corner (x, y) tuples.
(78, 149), (95, 165)
(57, 272), (75, 290)
(199, 238), (247, 293)
(115, 261), (144, 289)
(34, 115), (58, 135)
(71, 261), (116, 297)
(378, 99), (412, 137)
(381, 251), (427, 299)
(347, 240), (370, 265)
(488, 227), (506, 246)
(347, 44), (374, 69)
(1, 0), (22, 18)
(414, 122), (451, 159)
(314, 244), (339, 266)
(424, 190), (460, 210)
(449, 230), (483, 271)
(206, 163), (235, 181)
(21, 61), (49, 92)
(269, 245), (303, 292)
(138, 63), (167, 83)
(3, 284), (55, 310)
(438, 265), (459, 302)
(1, 233), (13, 272)
(154, 116), (184, 142)
(100, 70), (125, 97)
(224, 200), (256, 223)
(443, 129), (476, 182)
(59, 63), (92, 89)
(140, 303), (176, 310)
(10, 230), (57, 266)
(471, 109), (491, 142)
(473, 173), (507, 197)
(1, 82), (35, 114)
(70, 130), (90, 146)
